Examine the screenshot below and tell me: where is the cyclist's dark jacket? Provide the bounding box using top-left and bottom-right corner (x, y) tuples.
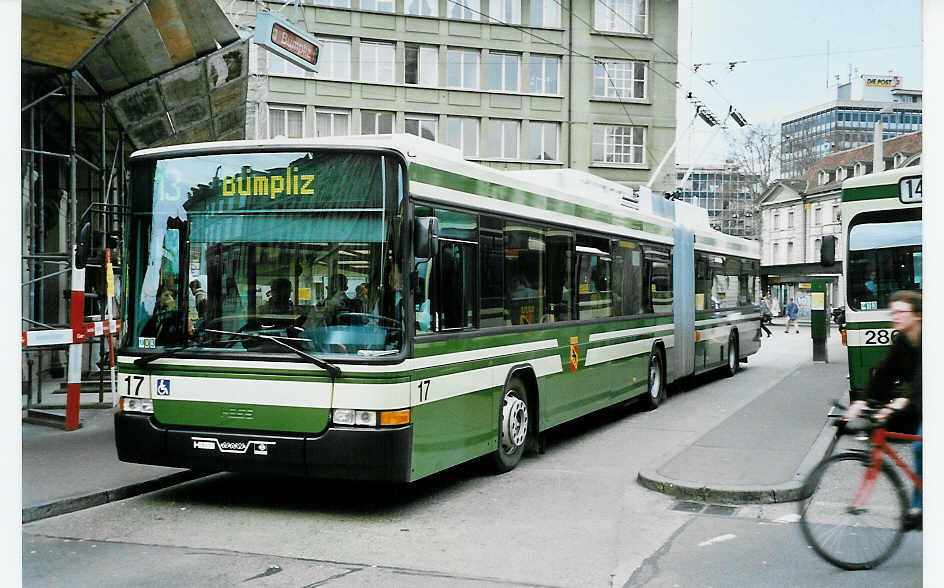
(860, 333), (922, 434)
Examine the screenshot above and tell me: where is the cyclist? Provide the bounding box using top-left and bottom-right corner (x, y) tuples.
(844, 290), (922, 529)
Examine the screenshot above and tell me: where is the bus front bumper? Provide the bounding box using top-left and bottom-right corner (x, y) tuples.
(115, 412), (412, 482)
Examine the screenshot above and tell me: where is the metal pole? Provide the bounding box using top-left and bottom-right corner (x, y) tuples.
(38, 100), (46, 405)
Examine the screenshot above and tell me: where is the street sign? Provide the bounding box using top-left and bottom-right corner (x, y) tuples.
(254, 11), (320, 73)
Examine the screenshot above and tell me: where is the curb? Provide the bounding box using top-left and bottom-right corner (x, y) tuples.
(22, 470), (210, 524)
(636, 420), (840, 505)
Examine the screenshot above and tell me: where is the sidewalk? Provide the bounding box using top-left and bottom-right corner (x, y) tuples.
(22, 407), (205, 523)
(637, 330), (848, 504)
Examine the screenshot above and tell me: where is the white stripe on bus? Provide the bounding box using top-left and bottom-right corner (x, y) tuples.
(585, 335), (675, 367)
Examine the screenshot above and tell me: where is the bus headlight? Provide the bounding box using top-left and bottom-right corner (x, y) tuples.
(119, 396), (154, 414)
(332, 408), (410, 427)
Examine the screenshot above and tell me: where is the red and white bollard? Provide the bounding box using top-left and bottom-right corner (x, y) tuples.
(65, 247), (86, 431)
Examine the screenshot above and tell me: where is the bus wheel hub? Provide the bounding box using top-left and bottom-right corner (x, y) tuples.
(501, 395), (528, 451)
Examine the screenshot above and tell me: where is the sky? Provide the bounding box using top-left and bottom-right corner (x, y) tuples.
(673, 0), (923, 166)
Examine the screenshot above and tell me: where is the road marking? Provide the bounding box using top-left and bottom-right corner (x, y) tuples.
(697, 534), (736, 547)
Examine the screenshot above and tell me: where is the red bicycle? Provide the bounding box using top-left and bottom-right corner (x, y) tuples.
(799, 401), (922, 570)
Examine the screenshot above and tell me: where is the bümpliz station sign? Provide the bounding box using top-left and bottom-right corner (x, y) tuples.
(254, 11), (321, 73)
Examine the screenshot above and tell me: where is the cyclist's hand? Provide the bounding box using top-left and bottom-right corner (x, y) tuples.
(876, 398), (909, 423)
(844, 400), (868, 421)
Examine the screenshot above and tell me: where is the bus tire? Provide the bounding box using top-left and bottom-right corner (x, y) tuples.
(492, 376), (529, 473)
(644, 348), (666, 410)
(725, 332), (739, 377)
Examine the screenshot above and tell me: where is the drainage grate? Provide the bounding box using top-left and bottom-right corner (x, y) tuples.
(671, 501), (705, 513)
(670, 501), (738, 516)
(703, 505), (737, 516)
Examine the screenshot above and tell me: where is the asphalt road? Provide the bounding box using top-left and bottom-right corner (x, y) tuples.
(22, 331), (922, 586)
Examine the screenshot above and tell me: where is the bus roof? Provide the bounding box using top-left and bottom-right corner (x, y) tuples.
(130, 135), (759, 258)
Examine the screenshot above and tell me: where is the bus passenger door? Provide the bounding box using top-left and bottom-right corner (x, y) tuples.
(673, 227), (695, 379)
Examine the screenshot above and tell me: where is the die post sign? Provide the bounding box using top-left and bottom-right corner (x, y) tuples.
(254, 11), (320, 73)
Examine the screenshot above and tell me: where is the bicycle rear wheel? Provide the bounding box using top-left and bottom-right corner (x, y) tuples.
(799, 452), (907, 570)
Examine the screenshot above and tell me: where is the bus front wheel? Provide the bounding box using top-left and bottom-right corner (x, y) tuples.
(492, 376), (529, 473)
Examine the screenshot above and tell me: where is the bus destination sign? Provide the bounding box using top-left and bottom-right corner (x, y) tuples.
(253, 11), (321, 73)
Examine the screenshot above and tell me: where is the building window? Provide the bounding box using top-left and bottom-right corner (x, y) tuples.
(447, 0), (480, 19)
(317, 38), (352, 80)
(447, 117), (479, 157)
(489, 0), (521, 24)
(315, 109), (350, 136)
(594, 59), (646, 99)
(788, 211), (794, 228)
(405, 44), (438, 86)
(527, 54), (559, 94)
(594, 0), (647, 34)
(405, 115), (438, 141)
(447, 48), (480, 90)
(269, 105), (304, 138)
(267, 53), (305, 76)
(361, 110), (394, 134)
(315, 0), (350, 6)
(787, 241), (794, 263)
(528, 121), (558, 161)
(487, 119), (519, 158)
(773, 213), (780, 229)
(529, 0), (560, 27)
(773, 242), (780, 264)
(360, 42), (395, 83)
(814, 207), (822, 225)
(405, 0), (438, 16)
(591, 124), (645, 164)
(360, 0), (394, 11)
(832, 204), (840, 223)
(488, 52), (519, 92)
(814, 238), (821, 260)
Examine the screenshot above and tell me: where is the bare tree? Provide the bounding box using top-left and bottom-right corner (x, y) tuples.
(725, 122), (782, 237)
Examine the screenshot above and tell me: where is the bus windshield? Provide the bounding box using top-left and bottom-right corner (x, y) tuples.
(123, 150), (405, 357)
(847, 219), (921, 311)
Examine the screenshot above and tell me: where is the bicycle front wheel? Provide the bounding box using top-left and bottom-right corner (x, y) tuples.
(799, 452), (908, 570)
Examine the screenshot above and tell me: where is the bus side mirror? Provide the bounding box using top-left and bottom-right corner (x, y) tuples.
(75, 222), (92, 270)
(821, 235), (836, 267)
(414, 216), (439, 259)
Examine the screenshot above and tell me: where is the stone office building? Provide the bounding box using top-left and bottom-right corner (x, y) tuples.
(222, 0), (679, 192)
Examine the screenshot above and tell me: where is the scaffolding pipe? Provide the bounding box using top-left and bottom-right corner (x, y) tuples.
(21, 85), (65, 112)
(21, 148), (70, 159)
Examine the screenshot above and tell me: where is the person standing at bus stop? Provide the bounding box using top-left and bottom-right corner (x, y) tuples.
(784, 297), (799, 333)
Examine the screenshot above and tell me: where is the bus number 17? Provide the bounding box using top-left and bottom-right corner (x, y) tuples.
(124, 375), (145, 396)
(417, 379), (431, 402)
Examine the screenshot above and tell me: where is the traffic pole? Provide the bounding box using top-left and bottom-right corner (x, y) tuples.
(65, 246), (86, 430)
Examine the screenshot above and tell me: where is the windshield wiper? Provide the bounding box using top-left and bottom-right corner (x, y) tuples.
(134, 343), (201, 368)
(204, 329), (341, 378)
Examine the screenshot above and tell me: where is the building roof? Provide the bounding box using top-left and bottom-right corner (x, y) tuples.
(803, 131), (922, 193)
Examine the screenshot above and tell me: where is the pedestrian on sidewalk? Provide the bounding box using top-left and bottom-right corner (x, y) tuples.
(770, 295), (781, 320)
(785, 297), (799, 333)
(758, 297), (772, 337)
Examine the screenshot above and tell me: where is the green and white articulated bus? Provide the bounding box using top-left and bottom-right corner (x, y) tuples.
(115, 134), (762, 482)
(839, 164), (922, 396)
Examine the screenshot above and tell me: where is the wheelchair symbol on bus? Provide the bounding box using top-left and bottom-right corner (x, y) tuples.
(156, 379), (171, 396)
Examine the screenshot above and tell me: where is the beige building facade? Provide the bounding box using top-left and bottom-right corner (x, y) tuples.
(223, 0), (679, 191)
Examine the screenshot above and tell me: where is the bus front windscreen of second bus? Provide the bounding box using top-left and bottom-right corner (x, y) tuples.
(847, 219), (922, 311)
(126, 150), (405, 356)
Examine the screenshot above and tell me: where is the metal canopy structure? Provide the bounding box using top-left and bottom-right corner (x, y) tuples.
(23, 0), (249, 148)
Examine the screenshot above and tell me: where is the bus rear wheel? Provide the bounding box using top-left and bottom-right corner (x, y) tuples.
(492, 376), (529, 473)
(644, 349), (666, 410)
